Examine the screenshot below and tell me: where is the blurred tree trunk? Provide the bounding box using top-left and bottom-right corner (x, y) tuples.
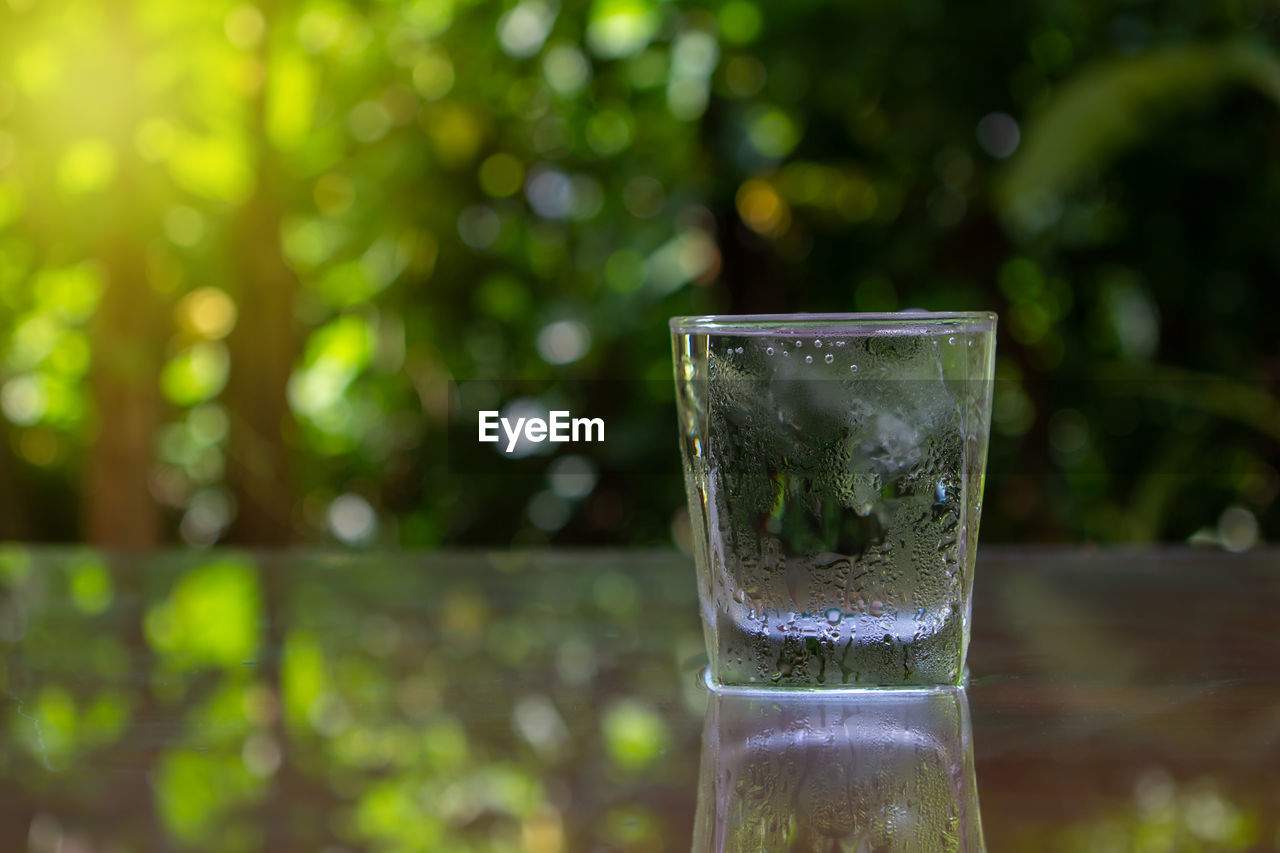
(83, 0), (164, 548)
(225, 186), (298, 545)
(0, 421), (28, 539)
(224, 11), (299, 546)
(84, 222), (165, 548)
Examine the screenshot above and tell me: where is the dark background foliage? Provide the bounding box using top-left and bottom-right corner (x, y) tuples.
(0, 0), (1276, 548)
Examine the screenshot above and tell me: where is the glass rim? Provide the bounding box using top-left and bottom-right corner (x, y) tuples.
(669, 311), (998, 335)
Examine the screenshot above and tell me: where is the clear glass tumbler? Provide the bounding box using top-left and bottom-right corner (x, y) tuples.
(671, 312), (996, 688)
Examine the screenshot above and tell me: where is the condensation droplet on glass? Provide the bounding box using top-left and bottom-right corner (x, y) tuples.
(824, 354), (834, 363)
(814, 339), (822, 348)
(968, 339), (974, 347)
(766, 347), (774, 356)
(802, 355), (811, 363)
(932, 339), (939, 347)
(736, 346), (743, 354)
(795, 340), (802, 348)
(782, 350), (789, 357)
(948, 336), (956, 345)
(850, 364), (858, 373)
(733, 588), (747, 603)
(869, 600), (885, 617)
(825, 608), (842, 625)
(836, 340), (845, 347)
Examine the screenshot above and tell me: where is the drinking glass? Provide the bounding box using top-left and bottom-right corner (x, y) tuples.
(693, 687), (985, 851)
(671, 312), (996, 688)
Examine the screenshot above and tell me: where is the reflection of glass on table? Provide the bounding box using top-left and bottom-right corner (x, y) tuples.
(694, 685), (984, 852)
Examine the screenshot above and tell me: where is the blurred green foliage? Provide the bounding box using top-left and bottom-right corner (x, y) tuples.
(0, 550), (709, 850)
(0, 0), (1277, 546)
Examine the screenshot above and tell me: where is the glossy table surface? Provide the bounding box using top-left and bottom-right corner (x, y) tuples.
(1, 546), (1277, 852)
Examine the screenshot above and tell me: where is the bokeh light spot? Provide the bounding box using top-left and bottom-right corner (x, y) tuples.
(457, 205), (501, 249)
(746, 107), (801, 159)
(411, 52), (455, 100)
(296, 7), (345, 54)
(314, 172), (356, 216)
(69, 559), (113, 615)
(348, 100), (392, 143)
(735, 179), (789, 236)
(58, 139), (116, 194)
(225, 4), (266, 49)
(623, 175), (665, 218)
(976, 111), (1020, 158)
(498, 0), (557, 58)
(405, 0), (455, 37)
(163, 206), (206, 248)
(478, 153), (524, 198)
(667, 77), (709, 121)
(536, 319), (591, 365)
(161, 343), (231, 406)
(328, 493), (377, 545)
(586, 0), (659, 59)
(528, 490), (571, 532)
(177, 287), (238, 340)
(543, 44), (592, 96)
(422, 103), (484, 167)
(1218, 506), (1259, 553)
(602, 700), (669, 771)
(2, 376), (45, 426)
(549, 454), (597, 499)
(718, 1), (763, 44)
(526, 168), (575, 219)
(586, 108), (634, 155)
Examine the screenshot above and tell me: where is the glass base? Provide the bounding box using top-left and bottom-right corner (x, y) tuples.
(699, 666), (969, 696)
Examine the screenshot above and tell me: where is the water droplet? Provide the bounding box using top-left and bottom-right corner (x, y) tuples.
(814, 339), (822, 348)
(825, 608), (843, 625)
(932, 339), (939, 347)
(736, 346), (744, 353)
(850, 364), (858, 373)
(968, 339), (974, 348)
(766, 347), (774, 356)
(733, 588), (747, 603)
(836, 340), (845, 347)
(948, 336), (956, 345)
(869, 600), (885, 617)
(794, 340), (802, 348)
(824, 354), (834, 363)
(782, 350), (790, 357)
(804, 355), (813, 364)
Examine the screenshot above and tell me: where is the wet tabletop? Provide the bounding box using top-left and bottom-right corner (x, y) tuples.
(1, 547), (1278, 851)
